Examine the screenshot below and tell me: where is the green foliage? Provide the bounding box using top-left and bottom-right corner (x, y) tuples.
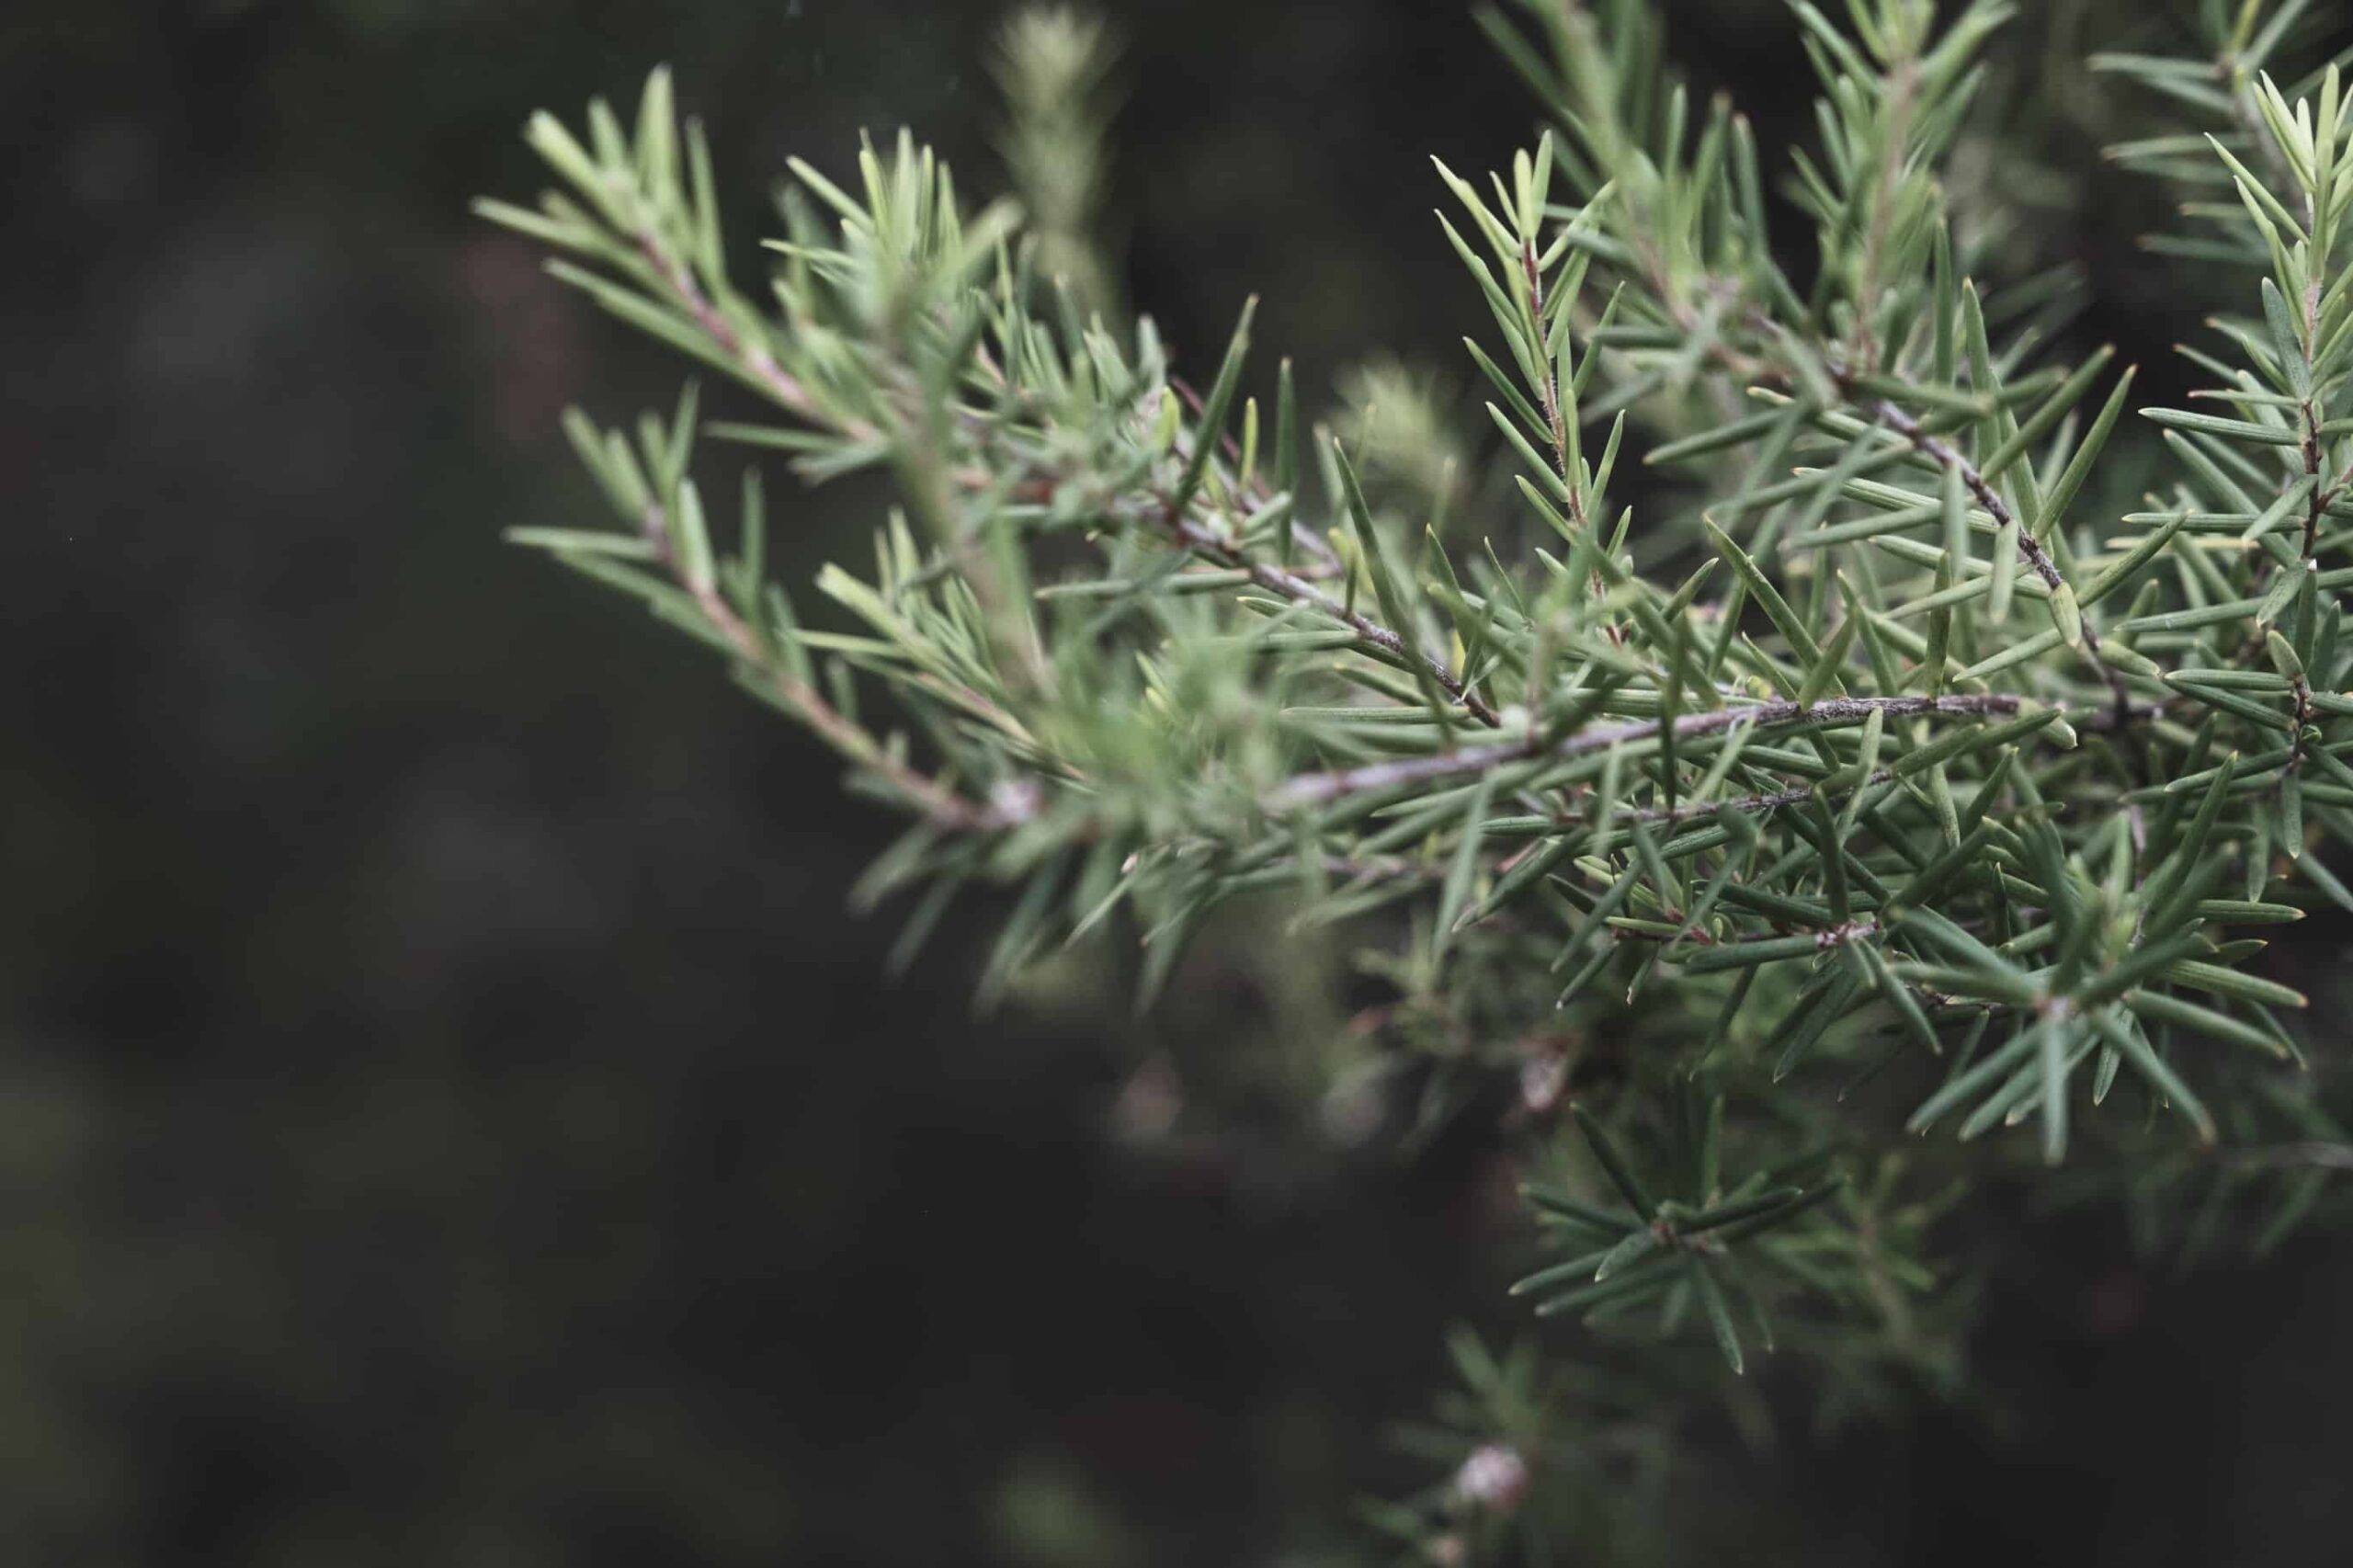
(991, 6), (1122, 322)
(481, 1), (2353, 1556)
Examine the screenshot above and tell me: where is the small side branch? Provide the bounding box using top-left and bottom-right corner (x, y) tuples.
(1618, 770), (1892, 830)
(1173, 517), (1503, 728)
(632, 214), (1505, 772)
(638, 500), (1020, 834)
(1268, 692), (2026, 813)
(1868, 399), (2138, 717)
(631, 228), (885, 445)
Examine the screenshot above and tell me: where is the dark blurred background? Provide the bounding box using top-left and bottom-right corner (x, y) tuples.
(5, 1), (2350, 1562)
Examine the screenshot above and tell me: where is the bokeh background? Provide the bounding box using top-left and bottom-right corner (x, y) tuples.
(6, 0), (2351, 1562)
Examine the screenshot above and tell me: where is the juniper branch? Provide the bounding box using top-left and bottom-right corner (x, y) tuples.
(482, 5), (2353, 1518)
